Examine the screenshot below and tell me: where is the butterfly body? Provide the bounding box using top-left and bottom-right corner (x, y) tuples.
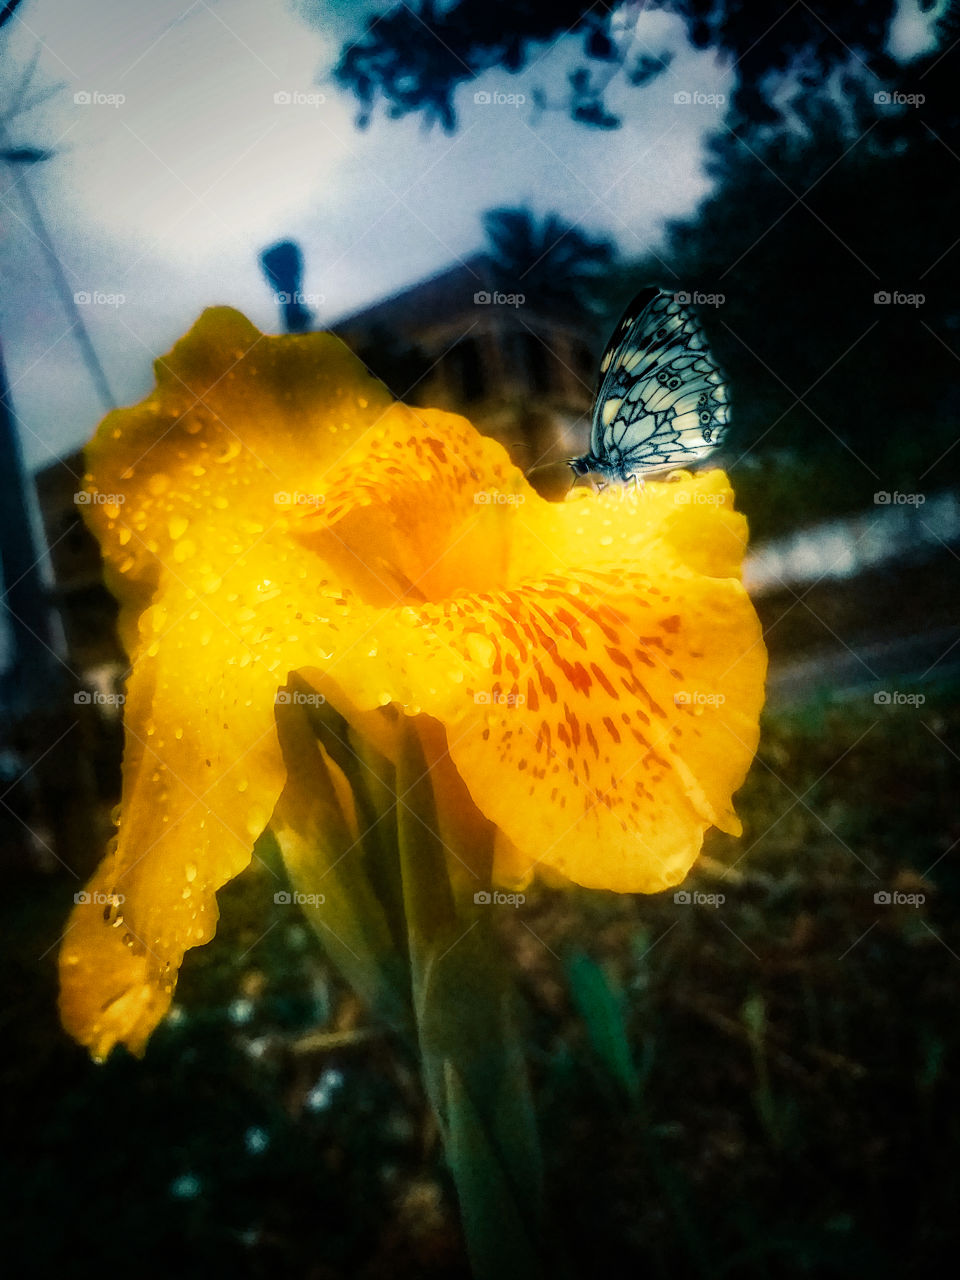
(571, 287), (730, 487)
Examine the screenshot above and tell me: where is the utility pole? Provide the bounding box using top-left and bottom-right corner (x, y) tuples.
(0, 335), (58, 709)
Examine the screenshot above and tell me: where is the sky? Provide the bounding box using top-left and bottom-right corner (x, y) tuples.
(0, 0), (937, 475)
(0, 0), (744, 472)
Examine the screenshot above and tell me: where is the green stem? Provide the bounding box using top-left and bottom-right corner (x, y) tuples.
(273, 698), (546, 1278)
(394, 722), (544, 1280)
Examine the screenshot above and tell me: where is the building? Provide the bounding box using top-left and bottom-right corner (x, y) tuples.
(333, 254), (600, 473)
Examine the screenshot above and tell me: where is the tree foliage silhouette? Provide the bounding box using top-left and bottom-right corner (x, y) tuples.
(331, 0), (900, 132)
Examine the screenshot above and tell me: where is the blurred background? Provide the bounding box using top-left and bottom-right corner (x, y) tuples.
(2, 0), (959, 1275)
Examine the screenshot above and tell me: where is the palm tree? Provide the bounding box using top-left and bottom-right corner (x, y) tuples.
(482, 206), (615, 316)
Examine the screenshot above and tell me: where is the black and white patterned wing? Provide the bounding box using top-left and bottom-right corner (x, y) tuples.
(586, 288), (729, 479)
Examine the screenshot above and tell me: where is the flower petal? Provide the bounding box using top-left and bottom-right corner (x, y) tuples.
(61, 308), (765, 1057)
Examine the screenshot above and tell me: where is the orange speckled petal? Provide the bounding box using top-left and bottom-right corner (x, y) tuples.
(300, 469), (766, 894)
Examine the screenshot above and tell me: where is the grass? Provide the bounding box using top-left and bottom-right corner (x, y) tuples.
(2, 678), (958, 1277)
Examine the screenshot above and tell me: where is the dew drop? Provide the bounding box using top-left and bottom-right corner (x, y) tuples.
(466, 633), (496, 669)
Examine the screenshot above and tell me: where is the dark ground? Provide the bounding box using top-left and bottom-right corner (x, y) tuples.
(2, 587), (958, 1278)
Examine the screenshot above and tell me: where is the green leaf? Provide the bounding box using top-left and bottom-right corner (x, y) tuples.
(566, 949), (641, 1103)
(271, 693), (411, 1035)
(445, 1060), (541, 1280)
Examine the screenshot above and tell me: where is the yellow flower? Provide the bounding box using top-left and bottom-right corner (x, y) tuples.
(59, 307), (766, 1060)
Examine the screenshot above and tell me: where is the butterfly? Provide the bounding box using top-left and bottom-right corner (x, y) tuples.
(569, 287), (730, 486)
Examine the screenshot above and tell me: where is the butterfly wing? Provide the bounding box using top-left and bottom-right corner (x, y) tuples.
(586, 289), (730, 479)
